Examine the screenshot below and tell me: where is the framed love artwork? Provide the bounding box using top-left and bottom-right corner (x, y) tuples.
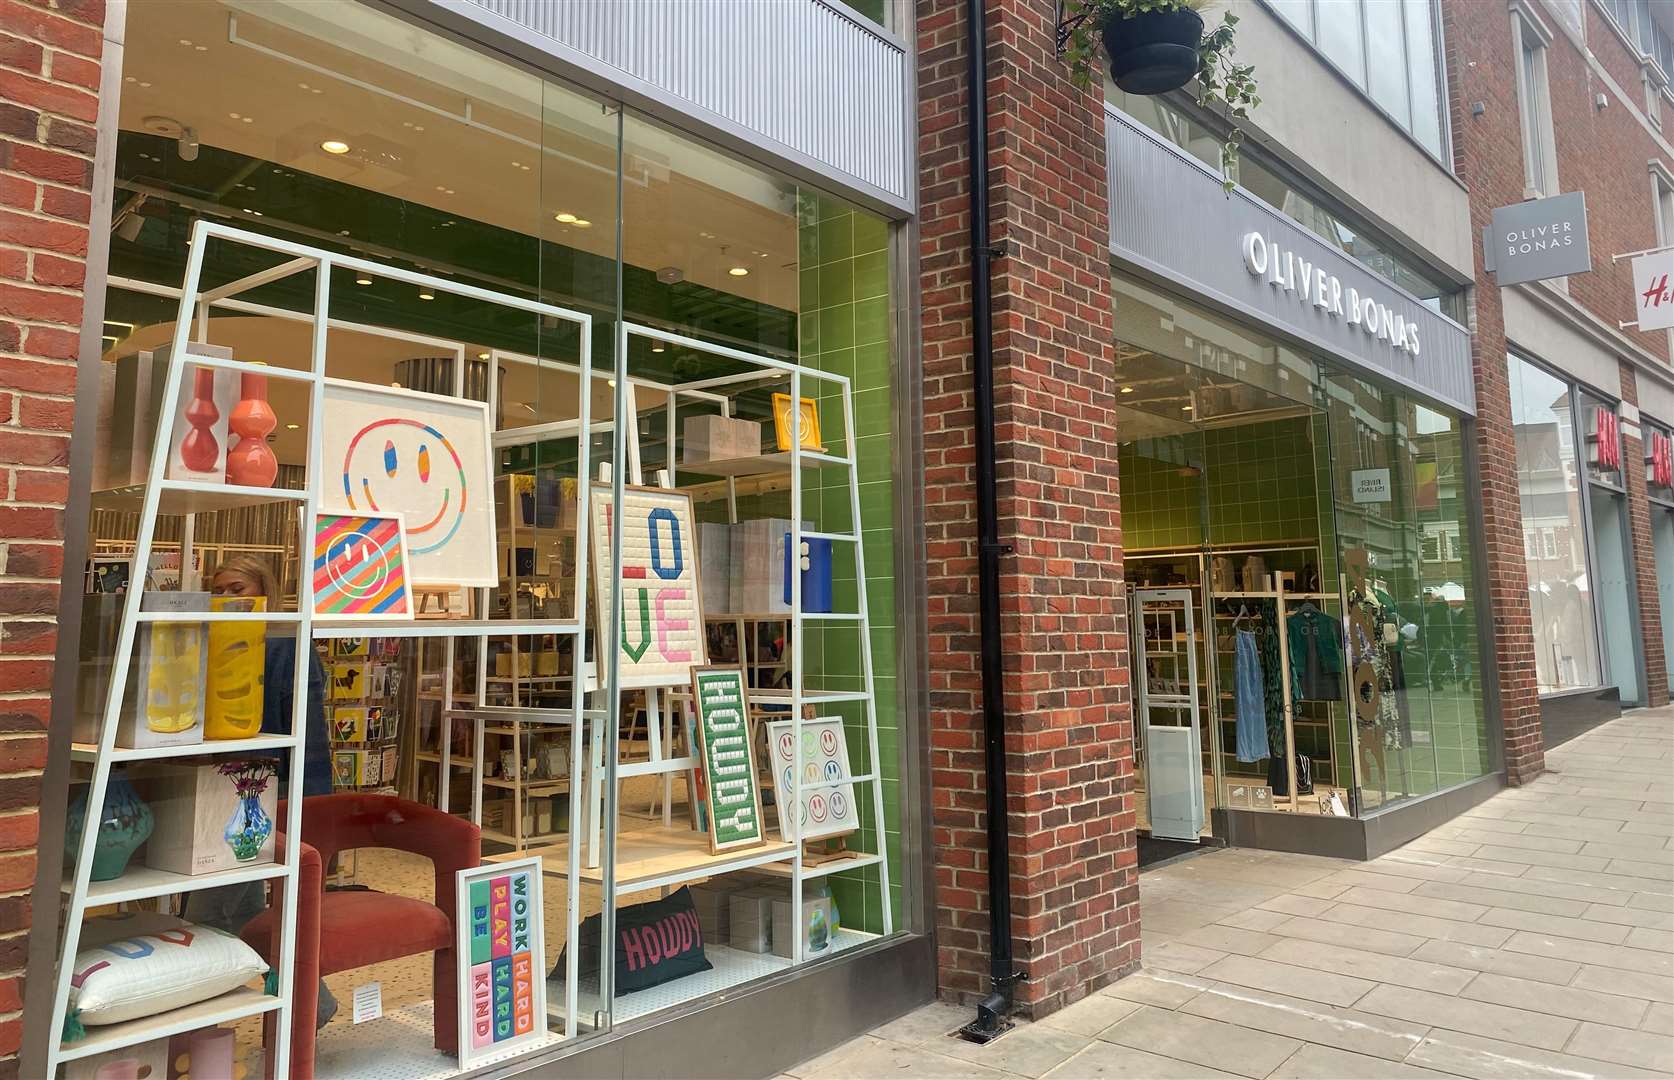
(321, 379), (498, 587)
(310, 511), (414, 621)
(588, 484), (708, 688)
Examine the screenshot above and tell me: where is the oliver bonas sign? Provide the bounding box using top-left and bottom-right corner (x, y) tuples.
(1485, 191), (1592, 288)
(1241, 232), (1424, 356)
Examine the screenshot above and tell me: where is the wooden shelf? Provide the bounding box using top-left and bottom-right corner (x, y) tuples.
(487, 825), (795, 895)
(415, 751), (472, 768)
(59, 986), (280, 1063)
(482, 776), (568, 793)
(751, 851), (883, 880)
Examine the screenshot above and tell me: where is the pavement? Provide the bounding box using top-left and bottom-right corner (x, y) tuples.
(786, 708), (1674, 1079)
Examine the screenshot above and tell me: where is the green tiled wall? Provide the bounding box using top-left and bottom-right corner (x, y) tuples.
(798, 193), (899, 936)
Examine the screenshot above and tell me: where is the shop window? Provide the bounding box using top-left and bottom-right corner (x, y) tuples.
(1508, 353), (1602, 694)
(1513, 7), (1559, 198)
(62, 0), (908, 1074)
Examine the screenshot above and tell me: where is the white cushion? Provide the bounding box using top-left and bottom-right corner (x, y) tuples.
(71, 912), (268, 1026)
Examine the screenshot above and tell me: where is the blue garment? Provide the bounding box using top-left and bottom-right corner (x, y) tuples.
(1234, 629), (1270, 763)
(260, 638), (333, 797)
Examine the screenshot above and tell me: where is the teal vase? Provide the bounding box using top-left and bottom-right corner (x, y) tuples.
(65, 770), (153, 882)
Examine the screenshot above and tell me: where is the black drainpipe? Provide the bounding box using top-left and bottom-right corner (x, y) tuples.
(957, 0), (1022, 1045)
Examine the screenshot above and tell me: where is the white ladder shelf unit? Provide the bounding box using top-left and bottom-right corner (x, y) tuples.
(49, 220), (598, 1075)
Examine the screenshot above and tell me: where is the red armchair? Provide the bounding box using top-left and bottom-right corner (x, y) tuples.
(243, 794), (481, 1078)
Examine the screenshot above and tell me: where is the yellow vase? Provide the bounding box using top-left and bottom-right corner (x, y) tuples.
(204, 596), (266, 739)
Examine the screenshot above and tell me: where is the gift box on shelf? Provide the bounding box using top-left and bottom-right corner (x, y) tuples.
(727, 886), (777, 953)
(700, 522), (732, 616)
(682, 414), (764, 464)
(143, 759), (277, 875)
(64, 1036), (169, 1080)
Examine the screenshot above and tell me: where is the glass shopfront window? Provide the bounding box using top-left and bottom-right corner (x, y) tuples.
(1507, 354), (1602, 694)
(1648, 418), (1674, 687)
(1579, 391), (1643, 705)
(1113, 270), (1490, 831)
(58, 1), (909, 1075)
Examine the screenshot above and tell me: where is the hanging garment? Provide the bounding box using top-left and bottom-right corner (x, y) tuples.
(1260, 610), (1284, 756)
(1287, 603), (1344, 703)
(1234, 628), (1270, 763)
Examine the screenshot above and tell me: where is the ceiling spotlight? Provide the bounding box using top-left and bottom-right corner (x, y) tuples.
(728, 266), (750, 277)
(477, 351), (490, 360)
(573, 219), (592, 228)
(177, 125), (199, 162)
(651, 341), (665, 353)
(320, 139), (350, 155)
(418, 289), (435, 301)
(1182, 404), (1194, 411)
(1120, 386), (1134, 394)
(285, 423), (300, 430)
(354, 275), (372, 286)
(554, 212), (577, 223)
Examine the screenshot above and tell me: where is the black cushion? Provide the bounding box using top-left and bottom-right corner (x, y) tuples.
(555, 885), (712, 995)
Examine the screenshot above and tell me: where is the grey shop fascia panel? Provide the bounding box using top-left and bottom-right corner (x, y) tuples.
(411, 0), (914, 217)
(1105, 106), (1476, 416)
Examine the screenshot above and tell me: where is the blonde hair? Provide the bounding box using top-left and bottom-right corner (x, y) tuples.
(210, 554), (281, 607)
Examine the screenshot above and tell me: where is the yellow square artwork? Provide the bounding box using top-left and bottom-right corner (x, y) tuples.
(771, 393), (824, 452)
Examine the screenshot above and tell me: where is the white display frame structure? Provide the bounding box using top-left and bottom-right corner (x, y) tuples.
(48, 220), (598, 1074)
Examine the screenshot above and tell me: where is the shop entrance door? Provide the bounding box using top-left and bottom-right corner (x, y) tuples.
(1135, 589), (1205, 840)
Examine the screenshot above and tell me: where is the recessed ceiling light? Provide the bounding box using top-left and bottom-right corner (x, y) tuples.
(477, 351), (490, 360)
(139, 81), (151, 88)
(418, 289), (435, 301)
(298, 82), (310, 90)
(1182, 404), (1193, 411)
(285, 423), (300, 430)
(1120, 386), (1134, 394)
(241, 116), (253, 124)
(354, 275), (372, 286)
(178, 38), (192, 45)
(554, 212), (577, 223)
(321, 139), (350, 155)
(228, 112), (241, 120)
(728, 266), (750, 277)
(573, 219), (592, 228)
(194, 45), (206, 51)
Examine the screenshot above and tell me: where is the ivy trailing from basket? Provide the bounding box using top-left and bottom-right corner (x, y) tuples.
(1063, 0), (1259, 192)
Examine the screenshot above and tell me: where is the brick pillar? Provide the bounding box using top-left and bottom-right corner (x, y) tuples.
(1443, 1), (1544, 784)
(1620, 365), (1669, 707)
(0, 0), (101, 1070)
(919, 0), (1138, 1019)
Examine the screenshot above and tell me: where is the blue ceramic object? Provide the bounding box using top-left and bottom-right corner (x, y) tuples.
(224, 791), (273, 862)
(65, 770), (153, 882)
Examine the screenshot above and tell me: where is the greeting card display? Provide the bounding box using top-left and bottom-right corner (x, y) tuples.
(766, 717), (860, 842)
(456, 858), (546, 1067)
(311, 511), (414, 621)
(588, 485), (707, 687)
(322, 380), (497, 587)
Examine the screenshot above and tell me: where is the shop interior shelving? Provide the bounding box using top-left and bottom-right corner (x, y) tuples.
(50, 221), (597, 1073)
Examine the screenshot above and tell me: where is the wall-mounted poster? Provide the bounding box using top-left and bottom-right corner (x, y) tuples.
(766, 717), (860, 843)
(311, 512), (414, 621)
(456, 858), (546, 1068)
(322, 379), (497, 587)
(588, 485), (707, 687)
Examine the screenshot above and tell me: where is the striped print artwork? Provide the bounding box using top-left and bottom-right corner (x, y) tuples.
(312, 512), (413, 620)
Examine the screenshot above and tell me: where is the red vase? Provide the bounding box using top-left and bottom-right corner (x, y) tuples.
(178, 368), (221, 474)
(225, 373), (279, 487)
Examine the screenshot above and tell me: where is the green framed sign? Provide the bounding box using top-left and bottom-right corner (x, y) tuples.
(689, 665), (765, 852)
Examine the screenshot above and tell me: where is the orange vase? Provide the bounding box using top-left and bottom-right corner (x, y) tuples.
(178, 368), (221, 473)
(225, 373), (279, 487)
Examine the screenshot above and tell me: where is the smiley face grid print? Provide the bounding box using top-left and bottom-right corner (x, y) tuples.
(767, 717), (860, 842)
(322, 382), (497, 587)
(590, 486), (707, 687)
(311, 512), (412, 618)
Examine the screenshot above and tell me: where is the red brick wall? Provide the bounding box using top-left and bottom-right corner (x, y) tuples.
(919, 0), (1138, 1019)
(1447, 0), (1674, 761)
(0, 0), (100, 1070)
(1443, 0), (1545, 782)
(1620, 365), (1669, 706)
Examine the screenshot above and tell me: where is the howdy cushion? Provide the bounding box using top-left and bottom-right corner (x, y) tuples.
(558, 886), (711, 994)
(70, 912), (268, 1027)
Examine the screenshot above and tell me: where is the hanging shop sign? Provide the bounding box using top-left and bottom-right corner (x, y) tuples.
(1632, 250), (1674, 331)
(1240, 234), (1424, 356)
(1485, 192), (1592, 287)
(1350, 468), (1392, 504)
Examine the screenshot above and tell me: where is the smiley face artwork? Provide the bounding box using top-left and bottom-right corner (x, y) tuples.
(321, 381), (498, 587)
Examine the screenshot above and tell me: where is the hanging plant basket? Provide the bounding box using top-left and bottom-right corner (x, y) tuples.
(1101, 5), (1204, 95)
(1062, 0), (1260, 191)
